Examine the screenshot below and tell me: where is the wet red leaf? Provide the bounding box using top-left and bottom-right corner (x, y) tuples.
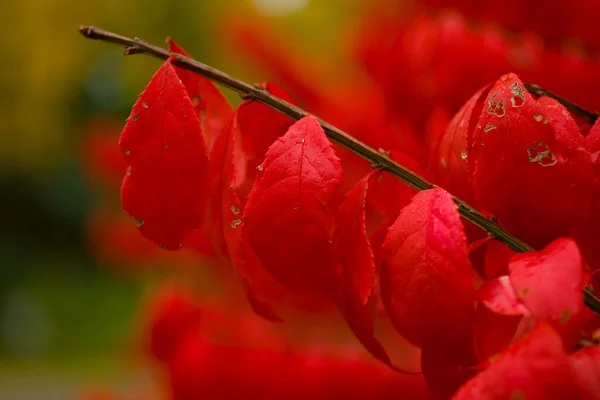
(472, 74), (595, 248)
(432, 85), (489, 204)
(453, 323), (588, 399)
(120, 59), (209, 250)
(332, 172), (376, 305)
(381, 187), (478, 364)
(243, 115), (342, 296)
(509, 238), (589, 343)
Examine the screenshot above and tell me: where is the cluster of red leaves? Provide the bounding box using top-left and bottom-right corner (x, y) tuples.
(78, 1), (600, 398)
(417, 0), (600, 51)
(225, 4), (600, 164)
(134, 283), (432, 400)
(111, 23), (600, 396)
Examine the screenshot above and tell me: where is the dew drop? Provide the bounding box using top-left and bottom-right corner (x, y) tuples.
(230, 219), (242, 228)
(231, 205), (241, 215)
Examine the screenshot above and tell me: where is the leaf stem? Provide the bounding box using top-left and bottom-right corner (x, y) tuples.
(79, 25), (600, 315)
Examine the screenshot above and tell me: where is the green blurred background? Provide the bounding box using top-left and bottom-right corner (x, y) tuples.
(0, 0), (356, 397)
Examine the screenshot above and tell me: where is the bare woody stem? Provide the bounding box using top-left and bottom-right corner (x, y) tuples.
(79, 25), (600, 315)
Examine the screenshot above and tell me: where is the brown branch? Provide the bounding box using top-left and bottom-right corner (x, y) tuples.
(79, 25), (600, 315)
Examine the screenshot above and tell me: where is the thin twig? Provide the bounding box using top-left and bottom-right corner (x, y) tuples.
(79, 25), (600, 315)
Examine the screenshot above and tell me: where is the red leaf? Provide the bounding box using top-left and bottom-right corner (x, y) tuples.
(243, 116), (343, 295)
(218, 113), (282, 323)
(509, 238), (588, 342)
(433, 85), (489, 204)
(120, 59), (209, 249)
(472, 304), (521, 363)
(453, 323), (587, 400)
(332, 172), (376, 305)
(483, 240), (515, 279)
(167, 38), (233, 152)
(332, 172), (414, 373)
(381, 187), (477, 363)
(478, 276), (529, 317)
(472, 74), (595, 248)
(570, 345), (600, 398)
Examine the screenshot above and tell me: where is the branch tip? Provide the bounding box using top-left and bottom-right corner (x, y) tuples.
(79, 25), (94, 38)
